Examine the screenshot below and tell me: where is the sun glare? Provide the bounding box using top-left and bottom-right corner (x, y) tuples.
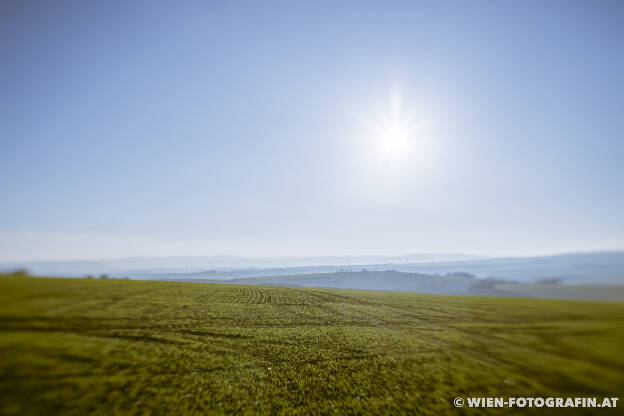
(369, 93), (418, 165)
(351, 89), (435, 190)
(377, 123), (411, 159)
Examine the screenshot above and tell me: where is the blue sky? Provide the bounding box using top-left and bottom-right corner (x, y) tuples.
(1, 0), (623, 261)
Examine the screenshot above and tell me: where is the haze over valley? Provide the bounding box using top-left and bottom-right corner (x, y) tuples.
(5, 251), (624, 301)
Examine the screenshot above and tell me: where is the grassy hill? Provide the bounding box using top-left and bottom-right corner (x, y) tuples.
(1, 276), (623, 415)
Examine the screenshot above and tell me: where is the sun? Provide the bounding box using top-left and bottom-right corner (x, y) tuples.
(351, 89), (434, 181)
(377, 122), (411, 160)
(369, 94), (416, 164)
(349, 89), (437, 196)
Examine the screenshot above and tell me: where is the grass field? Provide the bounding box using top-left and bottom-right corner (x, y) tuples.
(1, 276), (623, 415)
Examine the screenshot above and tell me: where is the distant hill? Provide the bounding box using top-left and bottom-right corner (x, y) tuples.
(0, 253), (484, 277)
(2, 251), (623, 285)
(99, 253), (485, 271)
(389, 251), (624, 284)
(140, 251), (624, 285)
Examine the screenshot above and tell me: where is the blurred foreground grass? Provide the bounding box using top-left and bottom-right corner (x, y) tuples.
(0, 275), (623, 415)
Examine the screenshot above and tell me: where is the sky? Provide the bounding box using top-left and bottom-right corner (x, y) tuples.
(1, 0), (624, 262)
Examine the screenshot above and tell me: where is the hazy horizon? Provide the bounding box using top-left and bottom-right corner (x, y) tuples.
(3, 248), (624, 266)
(1, 235), (623, 262)
(1, 248), (485, 264)
(2, 1), (624, 261)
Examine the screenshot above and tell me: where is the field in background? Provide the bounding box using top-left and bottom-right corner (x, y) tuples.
(1, 276), (623, 415)
(496, 283), (624, 302)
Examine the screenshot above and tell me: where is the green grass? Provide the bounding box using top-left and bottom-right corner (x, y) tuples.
(1, 276), (623, 415)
